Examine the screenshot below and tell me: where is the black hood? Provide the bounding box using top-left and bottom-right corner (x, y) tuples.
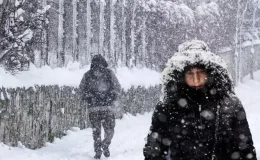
(90, 54), (108, 69)
(161, 40), (234, 103)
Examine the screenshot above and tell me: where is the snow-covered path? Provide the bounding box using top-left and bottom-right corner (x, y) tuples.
(0, 112), (151, 160)
(1, 79), (260, 160)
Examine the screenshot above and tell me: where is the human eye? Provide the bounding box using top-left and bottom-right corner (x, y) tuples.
(186, 71), (193, 77)
(198, 70), (206, 74)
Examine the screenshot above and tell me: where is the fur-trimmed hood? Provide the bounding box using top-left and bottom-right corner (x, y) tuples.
(161, 40), (234, 102)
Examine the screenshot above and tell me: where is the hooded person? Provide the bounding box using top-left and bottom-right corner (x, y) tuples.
(79, 54), (121, 159)
(143, 40), (257, 160)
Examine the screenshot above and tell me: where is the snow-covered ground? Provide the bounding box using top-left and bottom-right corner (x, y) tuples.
(0, 113), (151, 160)
(0, 67), (259, 160)
(0, 63), (161, 90)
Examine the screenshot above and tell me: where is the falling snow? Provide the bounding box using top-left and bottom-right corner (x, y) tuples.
(0, 0), (260, 160)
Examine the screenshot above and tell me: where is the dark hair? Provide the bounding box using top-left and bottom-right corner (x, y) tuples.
(183, 62), (206, 74)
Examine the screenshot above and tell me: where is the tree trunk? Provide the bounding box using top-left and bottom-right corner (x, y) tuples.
(238, 0), (249, 82)
(72, 0), (79, 62)
(86, 0), (92, 64)
(250, 3), (257, 80)
(141, 14), (148, 68)
(121, 0), (126, 67)
(130, 0), (136, 68)
(41, 0), (49, 66)
(109, 0), (115, 66)
(99, 0), (105, 56)
(46, 10), (50, 65)
(234, 0), (241, 85)
(58, 0), (65, 67)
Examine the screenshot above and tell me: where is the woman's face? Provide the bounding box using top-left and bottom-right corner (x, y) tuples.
(185, 68), (208, 90)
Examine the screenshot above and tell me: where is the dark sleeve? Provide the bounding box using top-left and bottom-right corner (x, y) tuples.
(79, 72), (91, 101)
(109, 70), (121, 100)
(143, 102), (170, 160)
(231, 97), (257, 160)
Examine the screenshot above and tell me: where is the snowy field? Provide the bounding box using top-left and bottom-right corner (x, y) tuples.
(0, 67), (260, 160)
(0, 63), (161, 90)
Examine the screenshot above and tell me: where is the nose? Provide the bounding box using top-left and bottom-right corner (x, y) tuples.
(193, 74), (200, 85)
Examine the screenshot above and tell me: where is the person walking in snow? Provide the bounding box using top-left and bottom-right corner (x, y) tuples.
(79, 54), (121, 159)
(143, 40), (257, 160)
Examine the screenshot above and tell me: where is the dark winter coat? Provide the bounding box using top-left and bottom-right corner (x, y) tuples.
(79, 54), (121, 110)
(143, 40), (257, 160)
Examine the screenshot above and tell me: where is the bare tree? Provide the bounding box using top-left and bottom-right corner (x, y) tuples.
(109, 0), (115, 66)
(121, 0), (126, 66)
(86, 0), (92, 64)
(72, 0), (79, 62)
(57, 0), (65, 67)
(130, 0), (136, 68)
(99, 0), (105, 56)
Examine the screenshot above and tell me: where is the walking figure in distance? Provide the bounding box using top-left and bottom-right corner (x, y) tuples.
(80, 54), (121, 159)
